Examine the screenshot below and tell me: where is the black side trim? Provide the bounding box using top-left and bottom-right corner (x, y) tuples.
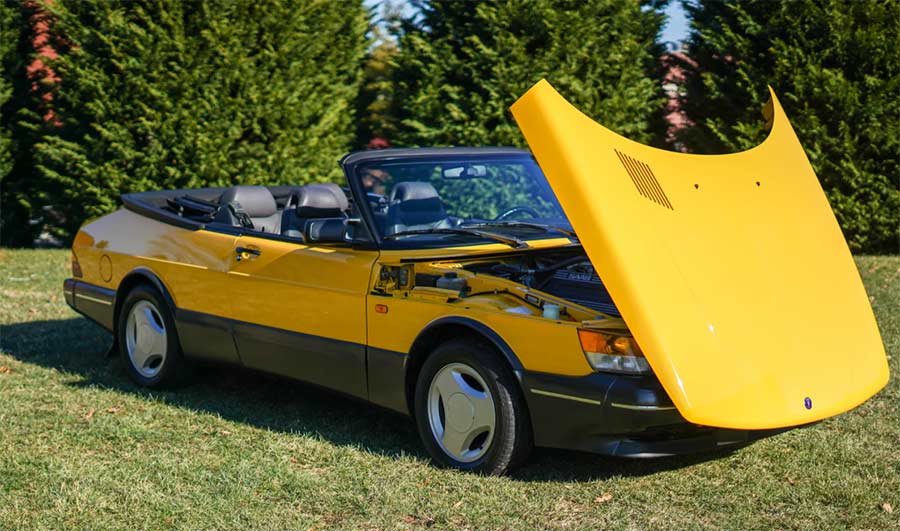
(367, 347), (409, 414)
(64, 279), (116, 331)
(232, 319), (368, 400)
(414, 316), (524, 372)
(175, 309), (241, 365)
(175, 308), (369, 400)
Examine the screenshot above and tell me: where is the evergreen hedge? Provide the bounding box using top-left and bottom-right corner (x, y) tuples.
(1, 0), (895, 252)
(679, 0), (899, 253)
(0, 0), (47, 247)
(0, 0), (14, 181)
(35, 0), (368, 239)
(389, 0), (667, 148)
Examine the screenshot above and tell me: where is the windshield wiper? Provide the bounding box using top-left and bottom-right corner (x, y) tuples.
(383, 227), (528, 248)
(464, 221), (578, 239)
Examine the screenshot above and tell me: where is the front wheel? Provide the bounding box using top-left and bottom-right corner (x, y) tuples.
(414, 338), (532, 475)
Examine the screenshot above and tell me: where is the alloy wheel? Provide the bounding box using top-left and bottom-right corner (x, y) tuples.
(427, 362), (496, 463)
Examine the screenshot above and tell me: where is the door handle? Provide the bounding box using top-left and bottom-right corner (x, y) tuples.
(235, 246), (261, 261)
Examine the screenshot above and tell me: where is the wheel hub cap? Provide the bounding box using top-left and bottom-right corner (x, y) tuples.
(445, 393), (475, 432)
(125, 300), (167, 379)
(427, 362), (496, 463)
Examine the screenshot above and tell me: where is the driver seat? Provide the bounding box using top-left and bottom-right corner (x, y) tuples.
(385, 182), (451, 235)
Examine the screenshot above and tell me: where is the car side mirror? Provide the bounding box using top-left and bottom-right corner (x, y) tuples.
(303, 217), (347, 244)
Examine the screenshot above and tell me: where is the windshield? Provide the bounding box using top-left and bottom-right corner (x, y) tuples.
(355, 154), (572, 247)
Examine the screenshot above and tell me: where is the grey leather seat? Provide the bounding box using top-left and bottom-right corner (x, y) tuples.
(282, 183), (349, 239)
(385, 182), (450, 235)
(214, 185), (282, 233)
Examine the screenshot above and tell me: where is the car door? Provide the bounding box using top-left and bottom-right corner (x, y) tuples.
(141, 225), (242, 366)
(224, 233), (378, 399)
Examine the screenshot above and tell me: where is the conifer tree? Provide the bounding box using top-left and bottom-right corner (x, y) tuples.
(0, 0), (15, 180)
(355, 0), (402, 147)
(1, 0), (48, 246)
(36, 0), (368, 239)
(679, 0), (899, 253)
(390, 0), (667, 148)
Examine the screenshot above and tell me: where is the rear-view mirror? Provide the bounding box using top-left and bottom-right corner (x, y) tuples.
(442, 165), (487, 179)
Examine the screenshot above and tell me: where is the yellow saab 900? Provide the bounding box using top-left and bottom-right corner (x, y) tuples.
(65, 81), (888, 474)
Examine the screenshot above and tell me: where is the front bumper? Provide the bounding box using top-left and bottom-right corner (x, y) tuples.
(522, 370), (789, 457)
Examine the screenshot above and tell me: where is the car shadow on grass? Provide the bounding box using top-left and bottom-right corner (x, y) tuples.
(1, 316), (740, 482)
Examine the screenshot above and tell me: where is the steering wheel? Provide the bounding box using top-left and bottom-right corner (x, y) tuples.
(494, 206), (540, 221)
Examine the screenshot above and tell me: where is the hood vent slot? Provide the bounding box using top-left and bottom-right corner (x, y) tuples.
(615, 150), (673, 210)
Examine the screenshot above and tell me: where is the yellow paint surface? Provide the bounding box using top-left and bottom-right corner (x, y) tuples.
(511, 80), (888, 429)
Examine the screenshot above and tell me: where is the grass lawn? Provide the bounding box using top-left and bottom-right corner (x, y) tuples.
(1, 248), (897, 530)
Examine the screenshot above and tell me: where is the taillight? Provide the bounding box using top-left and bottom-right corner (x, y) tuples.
(71, 252), (83, 278)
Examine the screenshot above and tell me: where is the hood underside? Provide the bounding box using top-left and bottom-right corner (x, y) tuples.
(510, 80), (888, 430)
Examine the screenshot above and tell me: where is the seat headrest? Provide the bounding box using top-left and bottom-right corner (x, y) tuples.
(219, 186), (277, 218)
(390, 181), (440, 202)
(295, 183), (349, 217)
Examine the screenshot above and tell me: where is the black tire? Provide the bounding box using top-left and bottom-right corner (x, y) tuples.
(414, 338), (533, 475)
(116, 284), (189, 388)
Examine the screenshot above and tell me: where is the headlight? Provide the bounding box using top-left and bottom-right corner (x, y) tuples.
(577, 329), (651, 374)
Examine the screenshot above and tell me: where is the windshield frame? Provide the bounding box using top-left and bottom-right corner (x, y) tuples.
(342, 149), (571, 250)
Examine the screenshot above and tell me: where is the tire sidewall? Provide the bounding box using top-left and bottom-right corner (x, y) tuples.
(117, 285), (182, 388)
(414, 339), (528, 474)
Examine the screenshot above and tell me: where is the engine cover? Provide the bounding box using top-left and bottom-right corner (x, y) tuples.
(543, 267), (620, 317)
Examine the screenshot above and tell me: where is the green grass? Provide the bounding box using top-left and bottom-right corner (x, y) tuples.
(1, 249), (897, 530)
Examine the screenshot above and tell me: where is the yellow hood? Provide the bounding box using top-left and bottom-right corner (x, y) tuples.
(511, 80), (888, 429)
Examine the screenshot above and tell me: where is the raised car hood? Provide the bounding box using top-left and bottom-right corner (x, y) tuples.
(511, 80), (888, 430)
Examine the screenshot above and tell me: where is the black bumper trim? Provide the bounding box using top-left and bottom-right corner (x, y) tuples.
(522, 369), (788, 457)
(64, 279), (116, 331)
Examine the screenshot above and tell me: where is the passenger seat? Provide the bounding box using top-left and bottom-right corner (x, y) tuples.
(214, 185), (282, 233)
(282, 183), (349, 239)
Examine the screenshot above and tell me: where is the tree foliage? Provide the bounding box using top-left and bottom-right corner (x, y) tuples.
(0, 0), (48, 247)
(679, 0), (899, 253)
(0, 0), (15, 180)
(390, 0), (668, 148)
(36, 0), (368, 239)
(355, 0), (402, 148)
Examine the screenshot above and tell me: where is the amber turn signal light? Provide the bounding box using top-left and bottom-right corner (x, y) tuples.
(577, 329), (650, 374)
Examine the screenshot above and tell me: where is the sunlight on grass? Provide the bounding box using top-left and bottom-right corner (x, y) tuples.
(1, 250), (897, 529)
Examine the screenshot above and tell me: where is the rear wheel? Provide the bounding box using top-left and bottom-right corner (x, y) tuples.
(414, 338), (532, 475)
(117, 284), (188, 388)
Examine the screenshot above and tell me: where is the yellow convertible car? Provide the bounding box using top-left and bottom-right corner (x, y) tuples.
(64, 81), (888, 474)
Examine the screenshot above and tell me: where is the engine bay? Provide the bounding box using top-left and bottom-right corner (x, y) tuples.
(459, 249), (620, 317)
(374, 247), (621, 322)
